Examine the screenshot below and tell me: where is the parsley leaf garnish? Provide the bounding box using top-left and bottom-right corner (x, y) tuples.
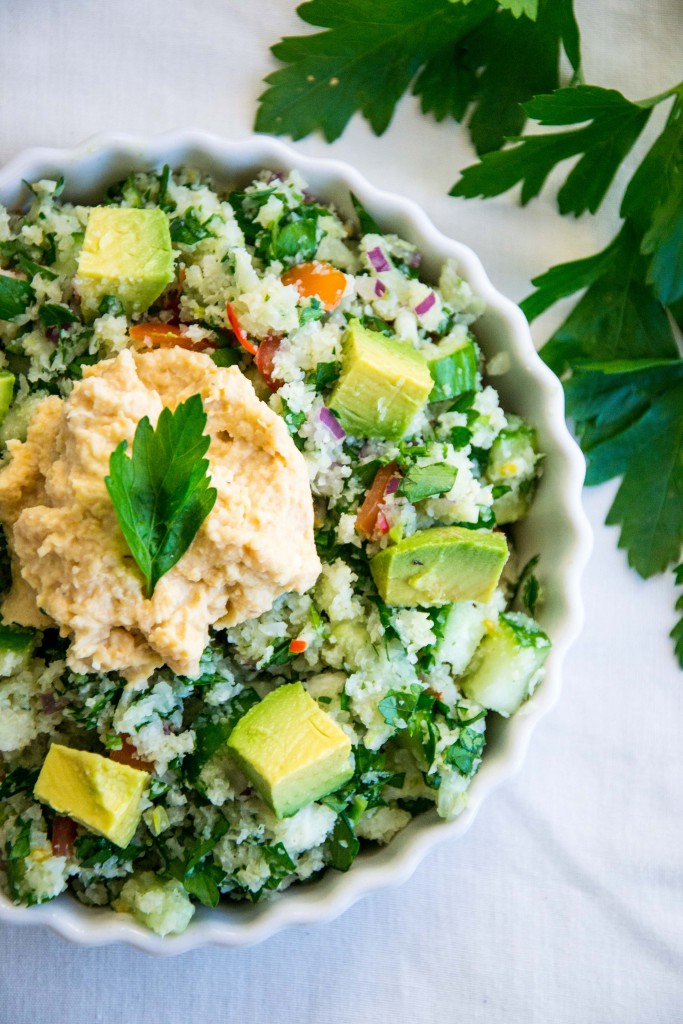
(451, 78), (683, 661)
(0, 274), (34, 320)
(255, 0), (580, 154)
(565, 362), (683, 577)
(452, 86), (650, 213)
(105, 394), (217, 598)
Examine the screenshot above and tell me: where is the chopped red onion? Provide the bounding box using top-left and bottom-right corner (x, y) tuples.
(319, 406), (346, 440)
(46, 326), (60, 344)
(374, 279), (386, 297)
(367, 246), (391, 273)
(409, 251), (422, 268)
(415, 291), (436, 316)
(40, 693), (66, 715)
(385, 475), (400, 495)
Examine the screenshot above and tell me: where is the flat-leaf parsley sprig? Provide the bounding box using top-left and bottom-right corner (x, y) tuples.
(255, 0), (581, 156)
(105, 394), (218, 598)
(453, 81), (683, 664)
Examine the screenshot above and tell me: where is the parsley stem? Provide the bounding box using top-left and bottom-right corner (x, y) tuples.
(636, 80), (683, 110)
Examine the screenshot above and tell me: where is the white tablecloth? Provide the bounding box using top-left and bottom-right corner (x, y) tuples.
(0, 2), (681, 1021)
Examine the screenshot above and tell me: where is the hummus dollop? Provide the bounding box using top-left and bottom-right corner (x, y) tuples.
(0, 347), (321, 682)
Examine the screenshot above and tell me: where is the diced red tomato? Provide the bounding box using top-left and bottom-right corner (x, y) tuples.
(51, 815), (77, 858)
(281, 261), (347, 311)
(109, 736), (154, 774)
(128, 322), (213, 351)
(289, 638), (307, 654)
(226, 302), (258, 355)
(254, 333), (284, 392)
(356, 462), (399, 538)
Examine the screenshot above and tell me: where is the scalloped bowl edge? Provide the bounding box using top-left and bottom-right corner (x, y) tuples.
(0, 133), (592, 954)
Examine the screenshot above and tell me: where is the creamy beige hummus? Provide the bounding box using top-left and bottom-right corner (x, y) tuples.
(0, 347), (321, 682)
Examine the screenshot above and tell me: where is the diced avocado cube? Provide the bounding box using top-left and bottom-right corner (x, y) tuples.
(487, 423), (539, 525)
(424, 335), (479, 402)
(0, 371), (15, 426)
(227, 682), (353, 818)
(0, 623), (36, 677)
(461, 611), (551, 716)
(328, 319), (432, 440)
(370, 526), (508, 607)
(34, 743), (150, 847)
(76, 207), (174, 318)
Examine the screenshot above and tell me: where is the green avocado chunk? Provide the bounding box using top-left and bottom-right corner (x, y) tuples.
(0, 370), (15, 426)
(76, 207), (174, 318)
(227, 682), (354, 818)
(461, 611), (551, 716)
(370, 526), (508, 606)
(328, 319), (433, 440)
(424, 335), (479, 402)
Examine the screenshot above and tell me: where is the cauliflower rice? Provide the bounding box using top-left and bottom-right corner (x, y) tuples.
(0, 166), (548, 937)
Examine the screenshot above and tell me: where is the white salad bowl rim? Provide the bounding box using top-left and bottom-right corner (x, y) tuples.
(0, 132), (592, 954)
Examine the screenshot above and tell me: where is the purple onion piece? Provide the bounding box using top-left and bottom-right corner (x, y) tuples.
(374, 279), (386, 297)
(415, 291), (436, 316)
(40, 693), (66, 715)
(46, 326), (60, 344)
(319, 406), (346, 440)
(367, 246), (391, 273)
(385, 475), (400, 495)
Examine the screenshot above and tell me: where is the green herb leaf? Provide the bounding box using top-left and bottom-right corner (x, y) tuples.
(299, 297), (325, 326)
(313, 360), (341, 390)
(261, 842), (297, 891)
(170, 208), (213, 246)
(0, 275), (34, 320)
(105, 394), (218, 598)
(0, 767), (39, 800)
(671, 564), (683, 669)
(74, 834), (142, 868)
(98, 294), (126, 317)
(397, 462), (457, 502)
(444, 726), (486, 776)
(39, 303), (78, 328)
(326, 811), (360, 872)
(565, 362), (683, 577)
(427, 0), (580, 155)
(621, 90), (683, 305)
(257, 0), (579, 157)
(350, 193), (381, 235)
(183, 861), (226, 908)
(452, 86), (649, 213)
(531, 224), (678, 376)
(271, 218), (318, 262)
(256, 0), (497, 142)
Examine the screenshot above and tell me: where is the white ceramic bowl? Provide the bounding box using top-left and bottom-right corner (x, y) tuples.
(0, 133), (591, 953)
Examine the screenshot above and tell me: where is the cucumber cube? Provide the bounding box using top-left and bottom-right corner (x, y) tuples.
(461, 611), (550, 716)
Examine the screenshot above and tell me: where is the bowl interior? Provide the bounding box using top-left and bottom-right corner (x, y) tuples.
(0, 134), (591, 952)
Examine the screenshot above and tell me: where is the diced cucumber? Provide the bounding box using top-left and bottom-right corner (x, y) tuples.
(487, 421), (538, 525)
(424, 335), (479, 403)
(0, 389), (48, 445)
(329, 620), (375, 671)
(0, 371), (14, 426)
(460, 611), (550, 716)
(437, 601), (490, 677)
(0, 623), (37, 677)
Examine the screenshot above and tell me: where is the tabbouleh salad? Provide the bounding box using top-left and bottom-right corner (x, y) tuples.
(0, 166), (550, 937)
